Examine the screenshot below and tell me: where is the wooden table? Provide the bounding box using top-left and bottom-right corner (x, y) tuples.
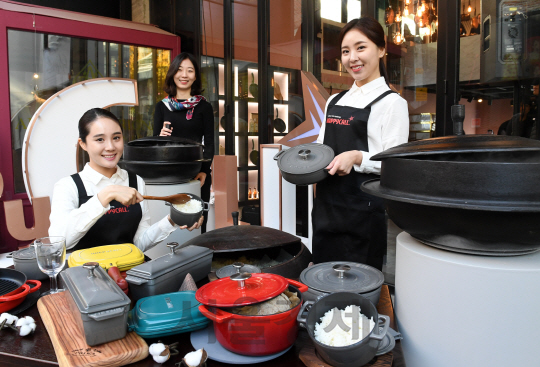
(0, 279), (405, 367)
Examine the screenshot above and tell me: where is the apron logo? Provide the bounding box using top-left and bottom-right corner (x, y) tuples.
(326, 116), (352, 125)
(106, 207), (130, 215)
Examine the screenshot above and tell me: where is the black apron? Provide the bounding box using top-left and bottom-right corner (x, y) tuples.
(70, 171), (143, 251)
(312, 90), (396, 270)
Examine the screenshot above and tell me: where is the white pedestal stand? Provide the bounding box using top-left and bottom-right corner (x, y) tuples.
(143, 180), (201, 259)
(395, 232), (540, 367)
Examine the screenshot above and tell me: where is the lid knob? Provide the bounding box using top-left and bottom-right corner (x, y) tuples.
(333, 264), (351, 279)
(167, 242), (179, 255)
(298, 149), (311, 160)
(232, 262), (244, 274)
(83, 262), (100, 278)
(230, 272), (251, 288)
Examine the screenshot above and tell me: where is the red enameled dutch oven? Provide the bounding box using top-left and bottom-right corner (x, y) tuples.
(195, 272), (308, 356)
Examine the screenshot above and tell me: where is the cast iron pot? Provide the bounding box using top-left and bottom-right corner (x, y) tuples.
(8, 247), (48, 280)
(297, 292), (390, 367)
(197, 277), (309, 356)
(166, 193), (209, 227)
(123, 136), (203, 162)
(300, 262), (384, 306)
(118, 160), (203, 184)
(361, 135), (540, 255)
(274, 143), (334, 186)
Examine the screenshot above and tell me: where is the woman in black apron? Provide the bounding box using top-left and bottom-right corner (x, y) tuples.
(49, 108), (202, 252)
(312, 17), (409, 270)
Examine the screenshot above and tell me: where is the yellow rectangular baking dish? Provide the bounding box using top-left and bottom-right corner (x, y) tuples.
(68, 243), (145, 271)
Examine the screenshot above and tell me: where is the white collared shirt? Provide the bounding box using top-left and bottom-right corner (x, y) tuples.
(317, 77), (409, 174)
(48, 164), (178, 252)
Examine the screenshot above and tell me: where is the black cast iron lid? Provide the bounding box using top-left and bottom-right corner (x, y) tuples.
(276, 143), (334, 175)
(127, 136), (201, 147)
(180, 225), (301, 252)
(300, 262), (384, 294)
(371, 135), (540, 161)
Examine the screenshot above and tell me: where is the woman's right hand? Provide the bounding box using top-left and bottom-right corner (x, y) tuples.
(97, 185), (143, 207)
(160, 121), (173, 136)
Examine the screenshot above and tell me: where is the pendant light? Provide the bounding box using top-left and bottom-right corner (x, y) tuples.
(404, 5), (409, 16)
(394, 32), (404, 45)
(467, 0), (472, 13)
(395, 6), (402, 22)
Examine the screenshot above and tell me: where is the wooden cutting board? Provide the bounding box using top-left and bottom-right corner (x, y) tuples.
(37, 292), (148, 367)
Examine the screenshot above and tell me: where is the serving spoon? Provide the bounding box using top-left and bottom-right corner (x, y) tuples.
(143, 193), (191, 205)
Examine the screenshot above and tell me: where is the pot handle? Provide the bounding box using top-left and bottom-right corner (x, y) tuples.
(26, 280), (42, 294)
(88, 307), (126, 321)
(286, 278), (309, 293)
(0, 284), (30, 302)
(203, 202), (210, 212)
(296, 300), (314, 329)
(370, 314), (391, 341)
(273, 150), (286, 161)
(198, 305), (233, 324)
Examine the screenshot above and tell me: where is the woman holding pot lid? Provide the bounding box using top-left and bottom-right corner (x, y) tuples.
(49, 108), (203, 252)
(312, 17), (409, 270)
(153, 52), (214, 233)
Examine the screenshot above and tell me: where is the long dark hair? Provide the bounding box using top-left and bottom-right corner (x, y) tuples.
(163, 52), (203, 97)
(339, 17), (389, 86)
(79, 108), (122, 143)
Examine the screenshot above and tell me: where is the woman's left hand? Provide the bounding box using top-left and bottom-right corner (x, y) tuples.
(176, 215), (204, 231)
(194, 172), (207, 187)
(326, 151), (363, 176)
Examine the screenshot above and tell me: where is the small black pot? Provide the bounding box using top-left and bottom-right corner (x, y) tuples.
(297, 292), (389, 367)
(250, 139), (259, 165)
(167, 194), (209, 227)
(274, 143), (334, 186)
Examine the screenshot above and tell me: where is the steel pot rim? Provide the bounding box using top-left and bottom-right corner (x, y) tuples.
(361, 179), (540, 212)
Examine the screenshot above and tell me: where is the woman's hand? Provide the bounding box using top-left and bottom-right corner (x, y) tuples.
(326, 151), (363, 176)
(97, 185), (143, 207)
(194, 172), (207, 187)
(160, 121), (173, 136)
(175, 215), (204, 231)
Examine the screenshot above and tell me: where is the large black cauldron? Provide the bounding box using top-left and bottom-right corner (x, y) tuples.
(361, 135), (540, 255)
(120, 136), (207, 184)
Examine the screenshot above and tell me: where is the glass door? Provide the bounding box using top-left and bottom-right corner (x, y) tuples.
(376, 0), (439, 141)
(458, 0), (540, 138)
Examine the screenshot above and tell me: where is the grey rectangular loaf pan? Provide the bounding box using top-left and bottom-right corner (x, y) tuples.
(59, 262), (131, 346)
(125, 243), (213, 301)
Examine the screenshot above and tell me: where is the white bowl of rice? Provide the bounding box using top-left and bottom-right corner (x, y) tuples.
(168, 194), (208, 227)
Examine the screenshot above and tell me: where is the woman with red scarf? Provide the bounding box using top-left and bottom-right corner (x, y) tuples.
(153, 52), (214, 233)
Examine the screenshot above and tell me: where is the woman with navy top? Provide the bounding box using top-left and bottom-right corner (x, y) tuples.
(153, 52), (214, 233)
(49, 108), (202, 251)
(312, 17), (409, 270)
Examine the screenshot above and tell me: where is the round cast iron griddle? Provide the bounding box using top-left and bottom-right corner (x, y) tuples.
(0, 268), (26, 297)
(362, 180), (540, 255)
(372, 134), (540, 160)
(180, 225), (301, 252)
(126, 136), (200, 146)
(118, 160), (202, 184)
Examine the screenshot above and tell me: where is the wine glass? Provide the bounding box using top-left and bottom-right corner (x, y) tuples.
(34, 236), (66, 296)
